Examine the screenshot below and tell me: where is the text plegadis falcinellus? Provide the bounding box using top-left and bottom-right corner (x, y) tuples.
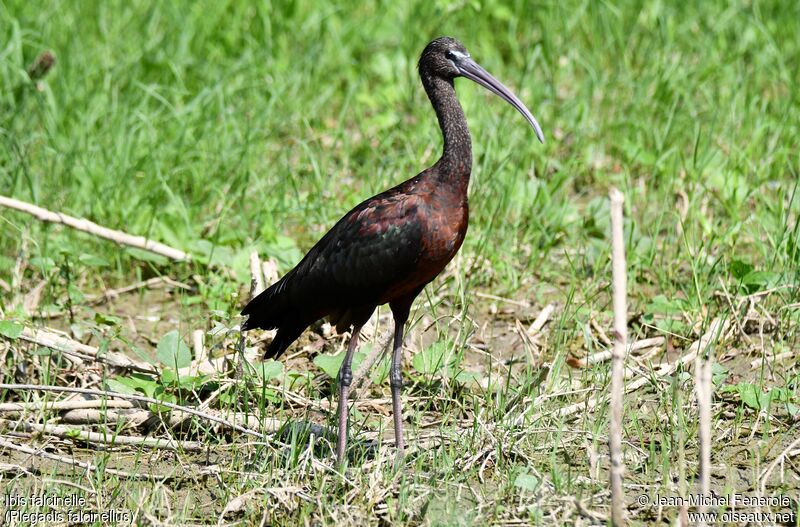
(242, 36), (544, 465)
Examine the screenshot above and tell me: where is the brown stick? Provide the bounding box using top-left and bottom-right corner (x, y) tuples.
(695, 351), (713, 525)
(0, 195), (191, 262)
(759, 436), (800, 493)
(23, 278), (49, 314)
(528, 303), (556, 336)
(262, 259), (279, 287)
(61, 408), (151, 427)
(16, 326), (156, 373)
(574, 336), (665, 367)
(352, 329), (394, 397)
(608, 188), (627, 527)
(0, 419), (204, 451)
(553, 318), (730, 419)
(60, 408), (281, 432)
(0, 399), (134, 413)
(0, 383), (265, 439)
(249, 251), (265, 298)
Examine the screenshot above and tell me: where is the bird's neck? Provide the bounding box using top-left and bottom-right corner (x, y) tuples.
(422, 74), (472, 188)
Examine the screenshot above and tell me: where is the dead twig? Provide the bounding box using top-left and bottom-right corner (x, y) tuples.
(0, 195), (191, 262)
(61, 408), (151, 427)
(179, 345), (260, 377)
(553, 317), (731, 419)
(262, 259), (279, 287)
(0, 383), (266, 440)
(0, 419), (205, 451)
(750, 350), (794, 370)
(237, 252), (266, 379)
(528, 303), (556, 336)
(0, 399), (134, 413)
(608, 188), (626, 527)
(249, 251), (265, 298)
(23, 278), (49, 315)
(15, 326), (156, 373)
(718, 276), (750, 344)
(695, 347), (713, 526)
(352, 330), (394, 397)
(571, 336), (665, 367)
(758, 436), (800, 493)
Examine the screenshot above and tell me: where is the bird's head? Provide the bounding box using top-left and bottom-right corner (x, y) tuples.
(419, 36), (544, 144)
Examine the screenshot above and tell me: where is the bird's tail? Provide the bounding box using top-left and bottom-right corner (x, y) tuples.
(241, 275), (311, 360)
(241, 277), (291, 331)
(261, 324), (305, 360)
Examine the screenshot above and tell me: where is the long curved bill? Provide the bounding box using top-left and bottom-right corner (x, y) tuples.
(457, 58), (545, 144)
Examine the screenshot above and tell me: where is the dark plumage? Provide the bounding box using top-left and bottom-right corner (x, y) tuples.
(241, 37), (544, 465)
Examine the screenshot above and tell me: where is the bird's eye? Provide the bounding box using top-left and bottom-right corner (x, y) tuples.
(445, 50), (456, 60)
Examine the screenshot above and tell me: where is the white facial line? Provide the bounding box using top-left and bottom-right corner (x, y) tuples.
(451, 50), (470, 59)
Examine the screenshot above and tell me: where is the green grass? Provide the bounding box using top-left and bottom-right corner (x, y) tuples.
(1, 0), (799, 525)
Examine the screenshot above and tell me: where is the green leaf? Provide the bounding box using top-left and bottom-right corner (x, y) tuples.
(160, 368), (206, 389)
(412, 342), (449, 375)
(155, 330), (192, 369)
(371, 357), (391, 384)
(106, 375), (159, 398)
(126, 247), (169, 266)
(67, 283), (85, 303)
(78, 254), (109, 267)
(64, 428), (82, 439)
(29, 257), (56, 271)
(742, 271), (779, 293)
(70, 322), (88, 340)
(768, 387), (792, 403)
(736, 383), (770, 411)
(514, 473), (540, 491)
(161, 368), (178, 384)
(0, 321), (23, 339)
(148, 388), (178, 413)
(737, 383), (759, 409)
(284, 370), (313, 390)
(313, 351), (366, 379)
(259, 388), (281, 404)
(314, 353), (345, 379)
(711, 363), (728, 386)
(452, 370), (481, 385)
(644, 294), (685, 315)
(786, 237), (800, 264)
(730, 259), (753, 280)
(94, 312), (122, 326)
(256, 360), (284, 381)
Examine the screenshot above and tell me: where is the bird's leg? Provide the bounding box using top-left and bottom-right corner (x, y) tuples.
(336, 326), (361, 466)
(390, 319), (407, 462)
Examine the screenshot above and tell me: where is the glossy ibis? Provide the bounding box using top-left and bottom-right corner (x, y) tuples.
(242, 37), (544, 465)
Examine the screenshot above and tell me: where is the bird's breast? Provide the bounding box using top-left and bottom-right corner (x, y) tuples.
(420, 198), (468, 264)
(376, 201), (467, 304)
